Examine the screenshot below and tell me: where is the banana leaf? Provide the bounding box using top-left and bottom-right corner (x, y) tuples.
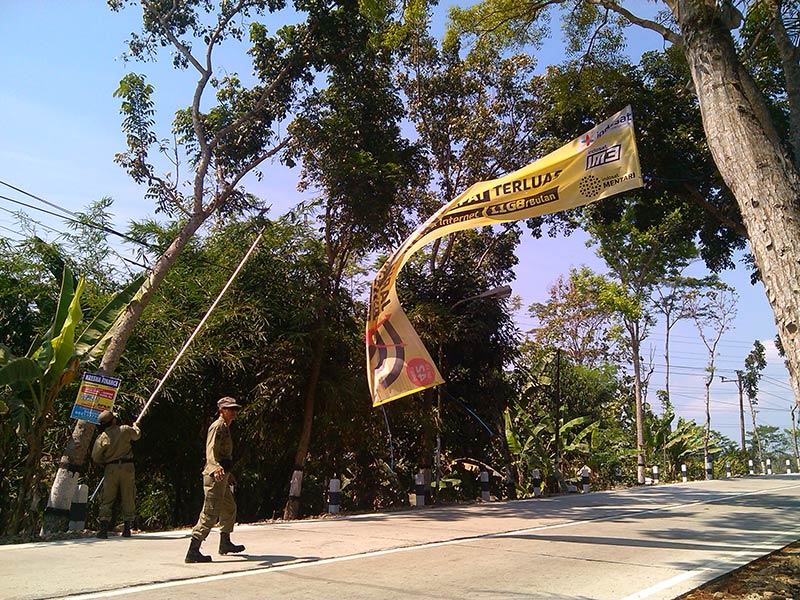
(75, 272), (148, 361)
(40, 277), (83, 389)
(0, 357), (44, 388)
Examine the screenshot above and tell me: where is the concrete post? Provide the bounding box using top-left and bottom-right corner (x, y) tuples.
(681, 463), (687, 483)
(767, 458), (772, 475)
(480, 470), (490, 502)
(749, 459), (754, 475)
(615, 467), (622, 487)
(328, 478), (341, 514)
(651, 465), (659, 485)
(581, 467), (590, 493)
(705, 461), (713, 479)
(532, 469), (542, 497)
(68, 484), (88, 531)
(786, 459), (792, 474)
(415, 472), (425, 507)
(725, 461), (731, 478)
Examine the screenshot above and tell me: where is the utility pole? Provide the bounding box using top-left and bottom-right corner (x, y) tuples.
(554, 348), (562, 485)
(720, 371), (746, 451)
(737, 370), (745, 452)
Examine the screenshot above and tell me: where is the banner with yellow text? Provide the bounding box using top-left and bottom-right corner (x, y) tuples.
(367, 106), (643, 407)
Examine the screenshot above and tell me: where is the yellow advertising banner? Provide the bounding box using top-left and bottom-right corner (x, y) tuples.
(367, 106), (643, 407)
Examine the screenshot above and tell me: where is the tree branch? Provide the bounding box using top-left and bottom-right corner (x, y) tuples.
(590, 0), (683, 46)
(680, 182), (749, 238)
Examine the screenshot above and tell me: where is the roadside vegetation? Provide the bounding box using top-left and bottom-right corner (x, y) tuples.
(2, 0), (800, 538)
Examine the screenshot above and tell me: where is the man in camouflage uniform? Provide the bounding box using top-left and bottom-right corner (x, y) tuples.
(185, 396), (246, 563)
(91, 410), (141, 538)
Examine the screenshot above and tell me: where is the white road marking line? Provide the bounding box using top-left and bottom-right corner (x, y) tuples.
(620, 569), (708, 600)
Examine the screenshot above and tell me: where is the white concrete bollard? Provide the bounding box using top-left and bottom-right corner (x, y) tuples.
(767, 458), (772, 475)
(786, 459), (792, 474)
(652, 465), (659, 485)
(748, 459), (754, 475)
(480, 471), (490, 502)
(581, 467), (590, 493)
(289, 469), (303, 499)
(705, 461), (713, 479)
(725, 461), (731, 478)
(532, 469), (542, 497)
(681, 463), (687, 483)
(328, 478), (341, 514)
(415, 472), (425, 507)
(68, 484), (88, 531)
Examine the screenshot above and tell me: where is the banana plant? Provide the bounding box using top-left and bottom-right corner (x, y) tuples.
(0, 264), (145, 535)
(505, 401), (599, 495)
(649, 411), (712, 480)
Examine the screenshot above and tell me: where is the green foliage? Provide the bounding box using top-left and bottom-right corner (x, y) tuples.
(529, 267), (624, 367)
(113, 73), (156, 187)
(743, 340), (767, 403)
(0, 259), (144, 535)
(505, 349), (631, 495)
(647, 408), (709, 480)
(447, 0), (551, 60)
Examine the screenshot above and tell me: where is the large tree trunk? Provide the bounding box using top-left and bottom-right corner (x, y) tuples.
(283, 326), (325, 520)
(42, 213), (208, 534)
(669, 0), (800, 408)
(766, 0), (800, 166)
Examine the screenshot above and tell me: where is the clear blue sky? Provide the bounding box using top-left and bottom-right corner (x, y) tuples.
(0, 1), (795, 449)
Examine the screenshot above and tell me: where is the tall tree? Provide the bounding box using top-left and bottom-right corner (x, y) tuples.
(689, 283), (738, 477)
(586, 204), (698, 484)
(529, 267), (622, 368)
(395, 24), (538, 491)
(743, 339), (768, 471)
(43, 0), (342, 533)
(652, 273), (716, 410)
(449, 0), (800, 417)
(281, 0), (425, 518)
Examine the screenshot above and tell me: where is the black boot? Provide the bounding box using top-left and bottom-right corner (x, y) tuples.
(219, 532), (245, 555)
(122, 521), (132, 537)
(185, 537), (212, 563)
(97, 520), (109, 539)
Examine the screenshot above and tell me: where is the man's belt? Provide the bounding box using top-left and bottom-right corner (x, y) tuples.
(105, 458), (134, 465)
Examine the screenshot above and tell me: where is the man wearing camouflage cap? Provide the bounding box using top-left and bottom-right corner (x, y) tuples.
(91, 410), (141, 539)
(185, 396), (246, 563)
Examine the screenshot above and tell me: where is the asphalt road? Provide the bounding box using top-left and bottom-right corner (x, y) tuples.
(3, 475), (799, 600)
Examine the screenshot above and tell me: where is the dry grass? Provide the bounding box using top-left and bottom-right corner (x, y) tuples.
(677, 540), (800, 599)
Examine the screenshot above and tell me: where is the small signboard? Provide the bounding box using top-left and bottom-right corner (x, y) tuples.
(70, 372), (122, 423)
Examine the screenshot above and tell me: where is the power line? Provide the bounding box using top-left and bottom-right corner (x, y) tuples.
(0, 191), (245, 275)
(0, 195), (154, 273)
(0, 225), (24, 241)
(0, 192), (158, 250)
(0, 178), (79, 218)
(0, 204), (65, 236)
(761, 374), (794, 391)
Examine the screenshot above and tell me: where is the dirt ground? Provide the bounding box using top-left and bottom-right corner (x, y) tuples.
(676, 540), (800, 599)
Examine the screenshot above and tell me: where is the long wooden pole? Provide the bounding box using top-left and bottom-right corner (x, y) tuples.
(136, 228), (265, 423)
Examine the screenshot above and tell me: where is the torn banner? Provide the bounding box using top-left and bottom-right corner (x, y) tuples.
(367, 106), (643, 407)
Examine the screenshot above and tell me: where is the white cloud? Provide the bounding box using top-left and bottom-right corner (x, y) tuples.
(761, 338), (782, 364)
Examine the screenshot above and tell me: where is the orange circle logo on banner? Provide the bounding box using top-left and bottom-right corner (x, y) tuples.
(406, 358), (436, 387)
